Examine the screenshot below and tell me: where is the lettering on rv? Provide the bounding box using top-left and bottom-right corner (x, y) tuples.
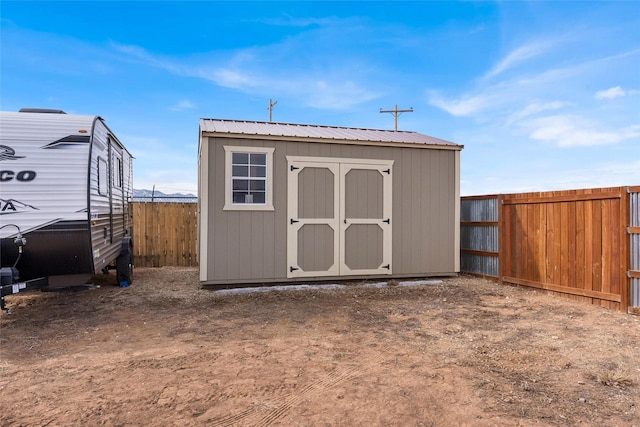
(0, 145), (36, 182)
(0, 170), (37, 182)
(0, 198), (39, 214)
(1, 199), (16, 212)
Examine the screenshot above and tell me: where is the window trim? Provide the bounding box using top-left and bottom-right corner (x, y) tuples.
(223, 146), (275, 211)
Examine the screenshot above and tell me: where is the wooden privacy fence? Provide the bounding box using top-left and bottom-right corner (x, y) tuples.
(461, 186), (640, 312)
(131, 202), (198, 267)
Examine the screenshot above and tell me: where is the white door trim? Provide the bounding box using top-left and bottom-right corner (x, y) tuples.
(287, 160), (340, 278)
(339, 163), (393, 276)
(286, 156), (394, 278)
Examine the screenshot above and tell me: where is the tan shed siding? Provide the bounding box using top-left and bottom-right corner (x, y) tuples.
(393, 147), (455, 274)
(203, 136), (457, 283)
(209, 138), (281, 282)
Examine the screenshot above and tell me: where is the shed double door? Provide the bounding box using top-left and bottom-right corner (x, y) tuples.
(287, 157), (393, 278)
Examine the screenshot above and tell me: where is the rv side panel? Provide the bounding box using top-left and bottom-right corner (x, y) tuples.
(0, 112), (94, 280)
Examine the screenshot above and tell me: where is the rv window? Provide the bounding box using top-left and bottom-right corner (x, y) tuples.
(114, 157), (123, 188)
(98, 158), (108, 195)
(223, 146), (274, 211)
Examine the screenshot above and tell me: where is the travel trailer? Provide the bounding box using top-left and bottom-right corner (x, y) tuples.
(0, 109), (134, 308)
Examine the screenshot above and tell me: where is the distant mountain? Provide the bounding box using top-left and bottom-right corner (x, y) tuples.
(133, 189), (197, 202)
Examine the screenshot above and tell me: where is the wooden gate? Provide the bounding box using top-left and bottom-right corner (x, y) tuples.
(501, 188), (627, 310)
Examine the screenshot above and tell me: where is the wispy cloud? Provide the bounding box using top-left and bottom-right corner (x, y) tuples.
(428, 93), (490, 117)
(523, 115), (640, 147)
(204, 67), (256, 90)
(427, 31), (640, 152)
(468, 23), (485, 35)
(595, 86), (626, 100)
(427, 58), (584, 119)
(595, 86), (640, 99)
(258, 15), (346, 28)
(505, 101), (570, 125)
(306, 80), (378, 109)
(169, 100), (197, 111)
(110, 42), (184, 75)
(111, 40), (380, 111)
(483, 40), (552, 80)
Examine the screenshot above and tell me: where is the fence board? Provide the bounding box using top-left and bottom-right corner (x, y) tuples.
(131, 202), (198, 267)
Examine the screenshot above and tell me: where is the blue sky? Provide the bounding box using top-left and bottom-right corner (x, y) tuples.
(1, 1), (638, 196)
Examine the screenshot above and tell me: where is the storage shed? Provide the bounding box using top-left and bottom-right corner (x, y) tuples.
(198, 119), (463, 287)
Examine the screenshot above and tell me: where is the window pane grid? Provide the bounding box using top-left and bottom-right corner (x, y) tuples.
(231, 152), (268, 204)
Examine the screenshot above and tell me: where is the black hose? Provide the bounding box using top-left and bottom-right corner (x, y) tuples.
(0, 224), (25, 268)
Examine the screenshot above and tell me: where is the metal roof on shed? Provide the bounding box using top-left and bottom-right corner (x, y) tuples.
(200, 119), (461, 148)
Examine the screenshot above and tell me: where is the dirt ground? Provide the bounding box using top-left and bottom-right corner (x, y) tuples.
(1, 267), (639, 427)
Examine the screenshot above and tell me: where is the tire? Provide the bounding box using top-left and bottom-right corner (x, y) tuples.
(116, 238), (133, 287)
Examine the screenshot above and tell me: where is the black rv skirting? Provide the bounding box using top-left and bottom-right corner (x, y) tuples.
(0, 221), (93, 281)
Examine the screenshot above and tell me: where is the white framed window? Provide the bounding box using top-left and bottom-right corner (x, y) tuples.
(224, 146), (275, 211)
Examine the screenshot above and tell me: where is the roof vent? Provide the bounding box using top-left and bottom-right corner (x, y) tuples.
(19, 108), (67, 114)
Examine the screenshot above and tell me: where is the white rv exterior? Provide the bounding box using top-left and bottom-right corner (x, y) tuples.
(0, 109), (133, 285)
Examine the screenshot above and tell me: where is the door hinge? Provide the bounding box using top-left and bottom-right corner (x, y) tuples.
(290, 266), (299, 272)
(290, 218), (299, 224)
(383, 218), (390, 224)
(383, 169), (391, 174)
(290, 165), (300, 171)
(382, 264), (390, 269)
